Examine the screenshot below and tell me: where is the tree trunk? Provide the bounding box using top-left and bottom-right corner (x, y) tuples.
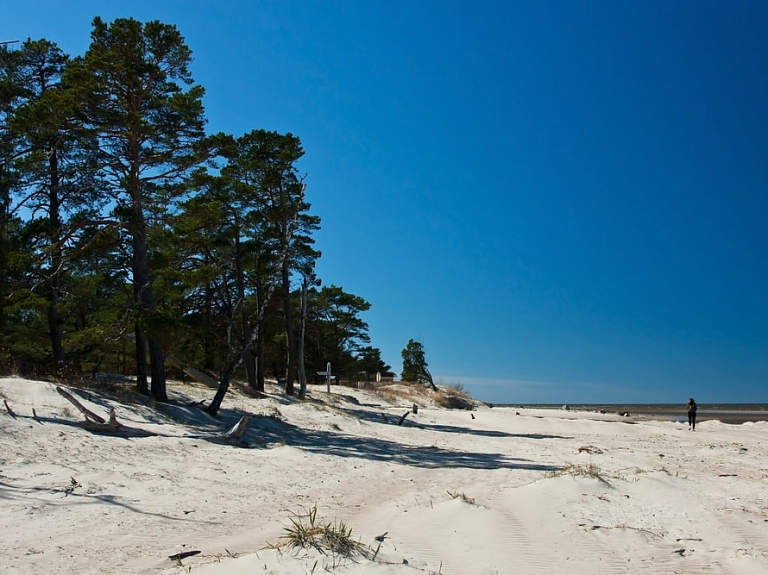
(244, 349), (256, 388)
(204, 282), (215, 371)
(135, 321), (148, 395)
(131, 173), (166, 401)
(282, 260), (295, 396)
(255, 279), (265, 392)
(297, 275), (308, 399)
(256, 340), (265, 392)
(207, 364), (234, 416)
(46, 144), (67, 377)
(234, 231), (257, 389)
(148, 338), (167, 402)
(47, 299), (66, 376)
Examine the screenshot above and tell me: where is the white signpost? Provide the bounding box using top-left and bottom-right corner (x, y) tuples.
(317, 362), (333, 393)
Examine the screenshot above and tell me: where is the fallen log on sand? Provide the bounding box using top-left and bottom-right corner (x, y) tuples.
(56, 386), (107, 424)
(55, 385), (250, 444)
(56, 386), (125, 433)
(81, 407), (123, 434)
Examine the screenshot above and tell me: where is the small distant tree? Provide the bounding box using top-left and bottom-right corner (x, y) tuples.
(400, 339), (436, 390)
(356, 346), (390, 379)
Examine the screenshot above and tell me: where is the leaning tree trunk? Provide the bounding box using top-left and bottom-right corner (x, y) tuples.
(207, 224), (295, 416)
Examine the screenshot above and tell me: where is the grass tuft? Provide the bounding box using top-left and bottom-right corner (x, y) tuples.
(548, 461), (611, 484)
(447, 490), (476, 505)
(278, 504), (373, 562)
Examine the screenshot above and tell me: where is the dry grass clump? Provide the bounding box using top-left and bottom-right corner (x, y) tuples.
(277, 504), (374, 563)
(373, 382), (476, 410)
(434, 391), (474, 410)
(447, 490), (476, 505)
(373, 383), (428, 405)
(548, 461), (611, 484)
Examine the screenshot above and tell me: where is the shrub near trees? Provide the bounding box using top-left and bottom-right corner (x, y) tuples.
(0, 17), (388, 408)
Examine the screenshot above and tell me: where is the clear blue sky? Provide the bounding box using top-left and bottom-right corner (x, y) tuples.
(6, 1), (767, 404)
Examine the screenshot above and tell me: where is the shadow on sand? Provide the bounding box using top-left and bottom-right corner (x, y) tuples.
(25, 382), (566, 473)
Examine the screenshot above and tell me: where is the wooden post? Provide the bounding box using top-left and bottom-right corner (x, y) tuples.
(316, 363), (333, 393)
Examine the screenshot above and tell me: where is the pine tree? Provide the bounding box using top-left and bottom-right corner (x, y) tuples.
(6, 39), (104, 376)
(66, 18), (211, 400)
(401, 339), (436, 389)
(221, 130), (320, 396)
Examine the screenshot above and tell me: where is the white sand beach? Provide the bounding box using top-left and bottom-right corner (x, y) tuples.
(1, 376), (767, 574)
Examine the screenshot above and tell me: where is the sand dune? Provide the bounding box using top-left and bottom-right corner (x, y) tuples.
(1, 376), (766, 574)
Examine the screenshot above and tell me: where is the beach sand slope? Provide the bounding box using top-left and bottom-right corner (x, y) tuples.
(1, 377), (766, 574)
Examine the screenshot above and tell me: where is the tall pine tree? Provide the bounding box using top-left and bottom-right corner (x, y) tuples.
(66, 18), (210, 400)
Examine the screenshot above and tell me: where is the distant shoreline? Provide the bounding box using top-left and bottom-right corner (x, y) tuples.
(499, 404), (768, 424)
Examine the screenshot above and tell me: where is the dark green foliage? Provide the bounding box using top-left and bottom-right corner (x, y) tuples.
(401, 339), (434, 387)
(65, 17), (212, 400)
(355, 346), (391, 380)
(0, 18), (390, 412)
(304, 285), (376, 379)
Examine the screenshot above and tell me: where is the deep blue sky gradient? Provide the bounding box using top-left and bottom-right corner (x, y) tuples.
(5, 1), (767, 403)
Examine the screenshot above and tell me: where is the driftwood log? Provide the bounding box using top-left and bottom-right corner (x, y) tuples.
(56, 386), (123, 433)
(81, 408), (122, 433)
(184, 416), (250, 446)
(3, 398), (16, 418)
(56, 386), (107, 423)
(169, 550), (201, 562)
(54, 385), (251, 444)
(166, 355), (218, 388)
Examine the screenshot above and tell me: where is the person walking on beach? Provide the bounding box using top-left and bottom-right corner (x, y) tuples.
(687, 397), (697, 431)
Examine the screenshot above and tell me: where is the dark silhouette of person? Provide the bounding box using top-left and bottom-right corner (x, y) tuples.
(687, 397), (697, 431)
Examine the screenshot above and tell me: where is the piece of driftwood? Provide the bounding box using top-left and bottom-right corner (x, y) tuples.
(56, 386), (106, 424)
(578, 445), (604, 454)
(166, 355), (218, 388)
(222, 416), (248, 440)
(30, 408), (44, 426)
(3, 398), (16, 418)
(398, 411), (410, 426)
(169, 550), (201, 561)
(81, 407), (123, 433)
(55, 386), (131, 434)
(185, 416), (250, 446)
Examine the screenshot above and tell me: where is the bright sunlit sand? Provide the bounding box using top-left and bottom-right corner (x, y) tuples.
(1, 376), (767, 575)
